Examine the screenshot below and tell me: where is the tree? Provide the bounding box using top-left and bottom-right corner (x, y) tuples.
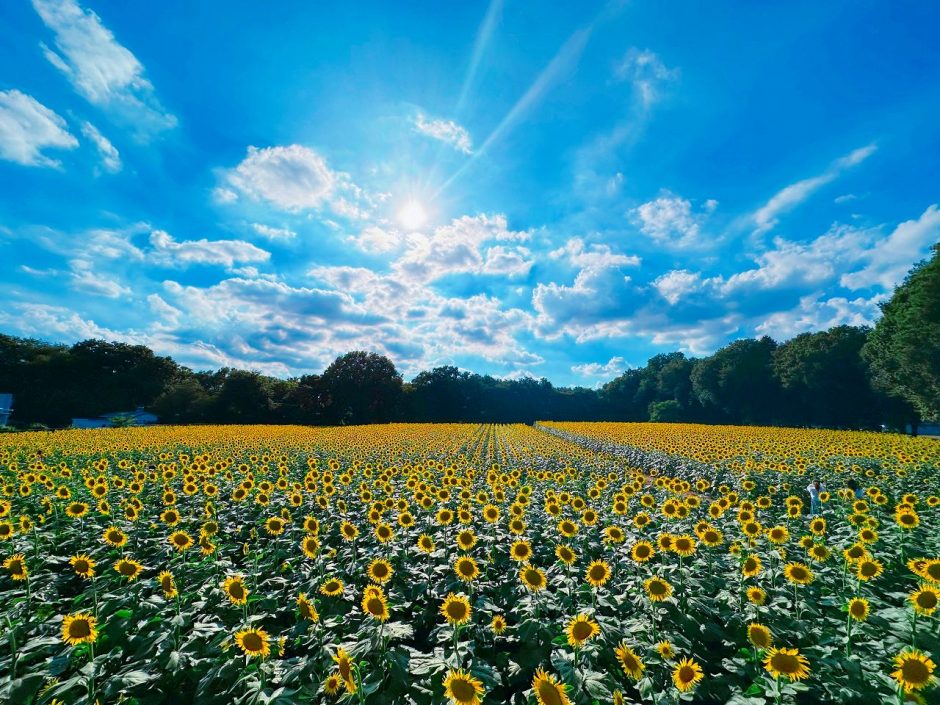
(321, 351), (403, 424)
(649, 400), (683, 422)
(691, 337), (780, 424)
(773, 326), (882, 428)
(862, 245), (940, 423)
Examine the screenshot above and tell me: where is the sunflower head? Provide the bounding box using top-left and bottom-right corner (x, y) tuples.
(4, 553), (28, 581)
(510, 540), (533, 562)
(764, 647), (810, 682)
(490, 615), (507, 634)
(565, 614), (600, 647)
(585, 560), (611, 588)
(520, 565), (547, 592)
(234, 627), (271, 659)
(892, 649), (936, 693)
(443, 668), (485, 705)
(320, 577), (344, 596)
(62, 612), (98, 646)
(440, 593), (472, 626)
(454, 556), (480, 583)
(223, 575), (249, 604)
(672, 657), (704, 692)
(531, 667), (570, 705)
(847, 597), (870, 621)
(361, 585), (390, 622)
(615, 642), (645, 680)
(747, 623), (772, 649)
(910, 586), (939, 616)
(644, 576), (673, 602)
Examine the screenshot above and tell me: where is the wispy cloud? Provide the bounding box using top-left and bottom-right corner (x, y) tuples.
(455, 0), (503, 114)
(80, 121), (121, 173)
(32, 0), (176, 136)
(613, 48), (679, 108)
(414, 113), (473, 154)
(753, 144), (876, 235)
(0, 89), (78, 167)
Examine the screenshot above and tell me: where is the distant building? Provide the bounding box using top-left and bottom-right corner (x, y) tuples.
(71, 406), (158, 429)
(0, 394), (12, 426)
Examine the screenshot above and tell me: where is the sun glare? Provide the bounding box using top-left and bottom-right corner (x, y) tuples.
(397, 200), (428, 231)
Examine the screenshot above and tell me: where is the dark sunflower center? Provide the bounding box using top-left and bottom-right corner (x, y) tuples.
(119, 562), (136, 575)
(229, 583), (245, 598)
(679, 666), (695, 682)
(537, 681), (563, 705)
(916, 592), (937, 609)
(447, 603), (468, 620)
(367, 598), (385, 615)
(450, 677), (476, 701)
(69, 619), (91, 638)
(650, 581), (666, 595)
(74, 560), (89, 572)
(902, 659), (929, 683)
(572, 622), (592, 640)
(242, 633), (263, 652)
(772, 653), (799, 674)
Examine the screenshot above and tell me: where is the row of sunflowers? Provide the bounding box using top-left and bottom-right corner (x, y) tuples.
(0, 422), (938, 704)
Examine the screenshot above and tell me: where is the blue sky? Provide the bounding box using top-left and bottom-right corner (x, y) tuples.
(1, 0), (939, 386)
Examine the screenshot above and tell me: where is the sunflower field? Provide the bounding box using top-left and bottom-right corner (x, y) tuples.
(0, 422), (938, 705)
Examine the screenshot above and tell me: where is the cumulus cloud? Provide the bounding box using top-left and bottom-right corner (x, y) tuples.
(549, 238), (641, 269)
(223, 145), (372, 219)
(349, 225), (401, 254)
(32, 0), (176, 135)
(631, 194), (717, 247)
(414, 113), (473, 154)
(755, 292), (885, 341)
(251, 223), (296, 241)
(393, 214), (532, 282)
(80, 121), (121, 172)
(840, 204), (940, 291)
(753, 144), (876, 235)
(67, 258), (130, 298)
(653, 269), (705, 305)
(572, 356), (628, 378)
(613, 48), (679, 108)
(0, 89), (78, 167)
(149, 230), (271, 268)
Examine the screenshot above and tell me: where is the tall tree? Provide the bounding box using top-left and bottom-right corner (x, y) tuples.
(692, 337), (780, 424)
(862, 245), (940, 423)
(321, 351), (403, 424)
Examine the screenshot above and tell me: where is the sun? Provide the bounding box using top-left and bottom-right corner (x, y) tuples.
(397, 199), (428, 230)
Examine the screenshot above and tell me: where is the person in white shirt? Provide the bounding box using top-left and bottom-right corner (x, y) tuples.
(806, 480), (826, 515)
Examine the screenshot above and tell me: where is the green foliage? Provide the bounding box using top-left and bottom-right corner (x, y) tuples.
(863, 245), (940, 422)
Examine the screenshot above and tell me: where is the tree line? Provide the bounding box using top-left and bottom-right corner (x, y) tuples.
(1, 245), (937, 431)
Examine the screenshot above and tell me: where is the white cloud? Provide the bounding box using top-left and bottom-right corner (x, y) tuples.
(251, 223), (296, 241)
(653, 269), (704, 304)
(632, 194), (715, 247)
(549, 238), (641, 269)
(572, 356), (628, 378)
(349, 225), (401, 254)
(613, 48), (679, 108)
(68, 258), (130, 298)
(393, 214), (532, 282)
(32, 0), (176, 135)
(841, 204), (940, 290)
(149, 230), (271, 268)
(753, 144), (876, 234)
(482, 245), (534, 277)
(0, 89), (78, 167)
(756, 292), (885, 341)
(223, 145), (373, 219)
(414, 113), (472, 154)
(80, 120), (120, 172)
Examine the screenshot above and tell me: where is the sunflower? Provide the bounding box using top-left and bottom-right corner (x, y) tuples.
(566, 614), (600, 647)
(742, 554), (762, 578)
(922, 559), (940, 584)
(454, 556), (480, 583)
(747, 623), (772, 649)
(323, 673), (342, 696)
(417, 533), (436, 553)
(443, 668), (485, 705)
(672, 658), (704, 692)
(114, 557), (143, 581)
(4, 553), (27, 581)
(65, 502), (89, 518)
(557, 519), (578, 537)
(520, 565), (548, 592)
(361, 585), (390, 622)
(763, 647), (810, 681)
(615, 642), (645, 680)
(672, 534), (696, 557)
(767, 526), (789, 544)
(456, 530), (477, 551)
(847, 597), (869, 621)
(340, 521), (359, 541)
(264, 517), (286, 535)
(234, 626), (271, 659)
(555, 544), (577, 565)
(158, 570), (177, 598)
(656, 640), (675, 660)
(490, 615), (507, 634)
(585, 560), (611, 588)
(629, 541), (654, 564)
(333, 647), (357, 693)
(320, 577), (344, 596)
(297, 592), (319, 622)
(301, 535), (320, 559)
(857, 558), (884, 582)
(532, 667), (570, 705)
(783, 562), (814, 585)
(61, 612), (98, 646)
(843, 543), (868, 564)
(644, 576), (673, 602)
(168, 530), (193, 552)
(891, 649), (936, 693)
(511, 540), (533, 562)
(223, 575), (249, 604)
(440, 592), (471, 625)
(895, 510), (920, 530)
(102, 526), (128, 547)
(701, 527), (724, 546)
(909, 585), (939, 616)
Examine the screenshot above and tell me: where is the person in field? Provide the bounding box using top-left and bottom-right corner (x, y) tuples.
(847, 478), (864, 499)
(806, 480), (826, 515)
